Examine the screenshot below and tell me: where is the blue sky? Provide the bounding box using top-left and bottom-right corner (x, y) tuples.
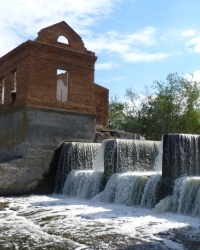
(1, 0), (200, 100)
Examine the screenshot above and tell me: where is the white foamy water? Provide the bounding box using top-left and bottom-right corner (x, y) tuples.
(0, 194), (199, 250)
(172, 176), (200, 217)
(94, 172), (160, 207)
(63, 170), (103, 199)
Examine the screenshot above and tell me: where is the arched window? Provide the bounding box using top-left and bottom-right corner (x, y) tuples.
(57, 36), (69, 44)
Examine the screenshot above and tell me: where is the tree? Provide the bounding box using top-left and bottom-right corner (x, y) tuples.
(139, 73), (200, 139)
(108, 96), (126, 130)
(177, 77), (200, 133)
(108, 73), (200, 140)
(123, 87), (147, 135)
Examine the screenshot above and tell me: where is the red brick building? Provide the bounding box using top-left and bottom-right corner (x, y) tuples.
(0, 21), (108, 127)
(0, 22), (109, 195)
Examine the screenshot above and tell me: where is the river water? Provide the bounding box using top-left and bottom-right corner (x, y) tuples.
(0, 194), (199, 250)
(1, 137), (200, 249)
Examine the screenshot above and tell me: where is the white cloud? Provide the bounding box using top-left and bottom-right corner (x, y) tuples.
(122, 51), (169, 62)
(124, 27), (157, 46)
(185, 70), (200, 82)
(0, 0), (120, 56)
(99, 75), (125, 84)
(85, 27), (168, 63)
(95, 62), (119, 70)
(186, 36), (200, 53)
(181, 29), (196, 37)
(123, 93), (151, 115)
(86, 27), (157, 52)
(161, 29), (197, 43)
(160, 28), (200, 54)
(0, 1), (175, 64)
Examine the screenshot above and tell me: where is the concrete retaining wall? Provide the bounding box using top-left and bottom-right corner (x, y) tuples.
(0, 106), (96, 195)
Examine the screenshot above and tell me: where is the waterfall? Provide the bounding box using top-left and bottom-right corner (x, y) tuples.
(103, 139), (161, 184)
(140, 174), (162, 208)
(56, 139), (162, 207)
(93, 173), (161, 209)
(101, 139), (161, 174)
(116, 139), (161, 172)
(172, 177), (200, 217)
(154, 176), (200, 218)
(55, 142), (101, 193)
(63, 170), (103, 199)
(92, 140), (107, 171)
(163, 134), (200, 178)
(54, 135), (200, 218)
(56, 139), (161, 194)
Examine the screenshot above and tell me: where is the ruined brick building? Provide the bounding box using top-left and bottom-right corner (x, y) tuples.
(0, 21), (108, 194)
(0, 21), (108, 156)
(0, 21), (108, 127)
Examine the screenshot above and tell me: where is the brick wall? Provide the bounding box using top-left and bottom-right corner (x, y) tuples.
(0, 21), (108, 126)
(94, 83), (109, 126)
(0, 44), (30, 109)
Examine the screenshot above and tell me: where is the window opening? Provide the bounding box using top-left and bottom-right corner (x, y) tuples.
(11, 69), (17, 102)
(56, 69), (68, 102)
(0, 77), (5, 104)
(57, 36), (69, 44)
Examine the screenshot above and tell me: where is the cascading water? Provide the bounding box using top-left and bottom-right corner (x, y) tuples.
(102, 139), (161, 183)
(1, 135), (200, 249)
(61, 141), (107, 198)
(90, 138), (162, 199)
(154, 176), (200, 218)
(94, 172), (162, 208)
(60, 139), (162, 208)
(155, 133), (200, 218)
(163, 134), (200, 178)
(116, 139), (161, 172)
(55, 135), (200, 218)
(172, 177), (200, 217)
(97, 172), (148, 205)
(140, 174), (162, 208)
(63, 170), (103, 199)
(55, 142), (101, 193)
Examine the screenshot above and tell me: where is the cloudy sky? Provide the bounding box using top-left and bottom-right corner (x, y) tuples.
(1, 0), (200, 99)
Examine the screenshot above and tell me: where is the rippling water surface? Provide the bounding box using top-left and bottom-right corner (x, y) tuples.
(0, 195), (199, 250)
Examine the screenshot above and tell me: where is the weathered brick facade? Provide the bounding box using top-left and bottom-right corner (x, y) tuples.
(0, 21), (108, 126)
(0, 21), (109, 195)
(94, 83), (109, 126)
